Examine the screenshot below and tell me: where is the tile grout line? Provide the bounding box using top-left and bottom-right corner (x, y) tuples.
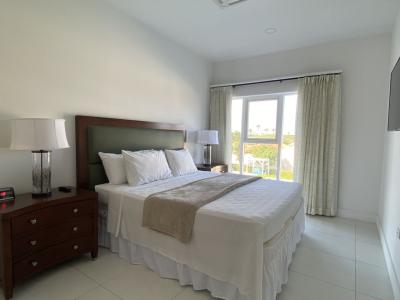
(355, 224), (387, 271)
(72, 285), (101, 300)
(97, 283), (124, 300)
(72, 265), (101, 284)
(171, 286), (187, 300)
(290, 270), (356, 293)
(293, 220), (359, 294)
(96, 274), (184, 300)
(305, 227), (356, 240)
(72, 264), (127, 299)
(73, 254), (133, 283)
(297, 244), (356, 262)
(72, 285), (100, 300)
(353, 224), (389, 270)
(356, 292), (384, 300)
(72, 265), (124, 299)
(355, 223), (357, 300)
(312, 229), (382, 247)
(306, 226), (354, 240)
(356, 260), (389, 270)
(72, 253), (184, 300)
(70, 267), (103, 300)
(354, 223), (392, 300)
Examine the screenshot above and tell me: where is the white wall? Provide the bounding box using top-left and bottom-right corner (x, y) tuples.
(213, 34), (391, 222)
(379, 11), (400, 298)
(0, 0), (211, 194)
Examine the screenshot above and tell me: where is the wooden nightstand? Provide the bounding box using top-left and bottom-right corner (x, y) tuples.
(196, 163), (228, 173)
(0, 188), (98, 299)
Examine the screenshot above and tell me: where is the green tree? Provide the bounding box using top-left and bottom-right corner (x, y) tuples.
(232, 131), (241, 157)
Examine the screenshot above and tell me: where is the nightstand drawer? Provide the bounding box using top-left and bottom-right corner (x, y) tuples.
(14, 236), (93, 283)
(13, 217), (93, 261)
(12, 199), (94, 236)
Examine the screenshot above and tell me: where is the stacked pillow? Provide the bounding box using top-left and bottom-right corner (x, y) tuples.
(164, 149), (197, 176)
(98, 152), (126, 185)
(122, 150), (172, 186)
(98, 148), (198, 186)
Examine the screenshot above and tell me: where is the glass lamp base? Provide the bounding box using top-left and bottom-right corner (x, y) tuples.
(32, 191), (52, 198)
(203, 145), (212, 166)
(32, 150), (52, 197)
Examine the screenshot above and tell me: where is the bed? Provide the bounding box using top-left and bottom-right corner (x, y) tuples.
(75, 115), (305, 300)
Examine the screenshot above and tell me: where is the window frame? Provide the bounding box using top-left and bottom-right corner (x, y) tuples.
(235, 92), (296, 180)
(243, 95), (283, 144)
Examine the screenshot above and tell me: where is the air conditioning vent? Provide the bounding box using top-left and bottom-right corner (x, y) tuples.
(214, 0), (248, 8)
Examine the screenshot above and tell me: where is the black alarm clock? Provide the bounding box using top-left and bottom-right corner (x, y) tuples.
(0, 187), (15, 202)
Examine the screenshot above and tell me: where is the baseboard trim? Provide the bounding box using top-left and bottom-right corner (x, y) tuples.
(377, 219), (400, 300)
(338, 208), (376, 222)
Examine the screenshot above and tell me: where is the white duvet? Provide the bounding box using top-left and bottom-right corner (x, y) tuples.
(96, 171), (303, 300)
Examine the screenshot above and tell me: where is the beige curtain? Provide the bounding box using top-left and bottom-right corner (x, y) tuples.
(295, 74), (342, 216)
(210, 86), (233, 165)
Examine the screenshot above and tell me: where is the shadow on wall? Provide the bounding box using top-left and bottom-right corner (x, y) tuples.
(186, 130), (203, 164)
(0, 112), (17, 149)
(48, 113), (76, 189)
(0, 112), (31, 192)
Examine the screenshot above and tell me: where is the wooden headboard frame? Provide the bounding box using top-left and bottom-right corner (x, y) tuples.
(75, 115), (185, 189)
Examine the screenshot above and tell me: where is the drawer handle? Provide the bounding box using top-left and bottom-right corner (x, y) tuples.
(73, 245), (79, 250)
(73, 208), (79, 214)
(30, 240), (37, 246)
(72, 226), (78, 232)
(30, 219), (37, 225)
(31, 261), (38, 267)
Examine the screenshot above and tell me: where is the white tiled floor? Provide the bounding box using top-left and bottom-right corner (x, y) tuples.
(1, 216), (394, 300)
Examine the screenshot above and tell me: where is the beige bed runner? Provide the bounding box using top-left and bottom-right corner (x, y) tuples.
(142, 173), (260, 243)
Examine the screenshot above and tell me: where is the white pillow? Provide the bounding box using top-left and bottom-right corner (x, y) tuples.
(98, 152), (127, 184)
(164, 149), (198, 176)
(122, 150), (172, 186)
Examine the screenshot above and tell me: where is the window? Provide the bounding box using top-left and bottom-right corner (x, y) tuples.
(231, 93), (297, 181)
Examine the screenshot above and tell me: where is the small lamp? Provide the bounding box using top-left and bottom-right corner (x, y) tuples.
(197, 130), (219, 166)
(10, 119), (70, 197)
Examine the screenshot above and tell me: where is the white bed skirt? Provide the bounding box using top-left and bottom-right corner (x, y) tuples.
(99, 205), (304, 300)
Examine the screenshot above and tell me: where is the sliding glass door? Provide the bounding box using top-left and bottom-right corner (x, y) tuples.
(231, 93), (297, 181)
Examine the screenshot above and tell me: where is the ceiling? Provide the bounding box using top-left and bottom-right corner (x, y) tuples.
(106, 0), (400, 61)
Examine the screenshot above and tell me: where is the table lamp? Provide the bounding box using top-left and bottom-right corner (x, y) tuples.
(196, 130), (219, 166)
(10, 118), (70, 197)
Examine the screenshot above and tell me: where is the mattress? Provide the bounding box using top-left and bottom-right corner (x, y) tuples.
(95, 171), (303, 300)
(96, 171), (302, 242)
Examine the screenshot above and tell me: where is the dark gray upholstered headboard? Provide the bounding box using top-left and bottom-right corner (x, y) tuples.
(75, 116), (185, 190)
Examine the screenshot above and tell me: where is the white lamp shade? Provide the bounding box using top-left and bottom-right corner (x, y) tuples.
(10, 118), (70, 151)
(196, 130), (219, 145)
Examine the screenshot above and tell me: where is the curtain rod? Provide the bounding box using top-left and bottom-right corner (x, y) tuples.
(210, 70), (343, 88)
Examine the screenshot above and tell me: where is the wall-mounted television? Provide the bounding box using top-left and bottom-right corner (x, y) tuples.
(388, 57), (400, 131)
